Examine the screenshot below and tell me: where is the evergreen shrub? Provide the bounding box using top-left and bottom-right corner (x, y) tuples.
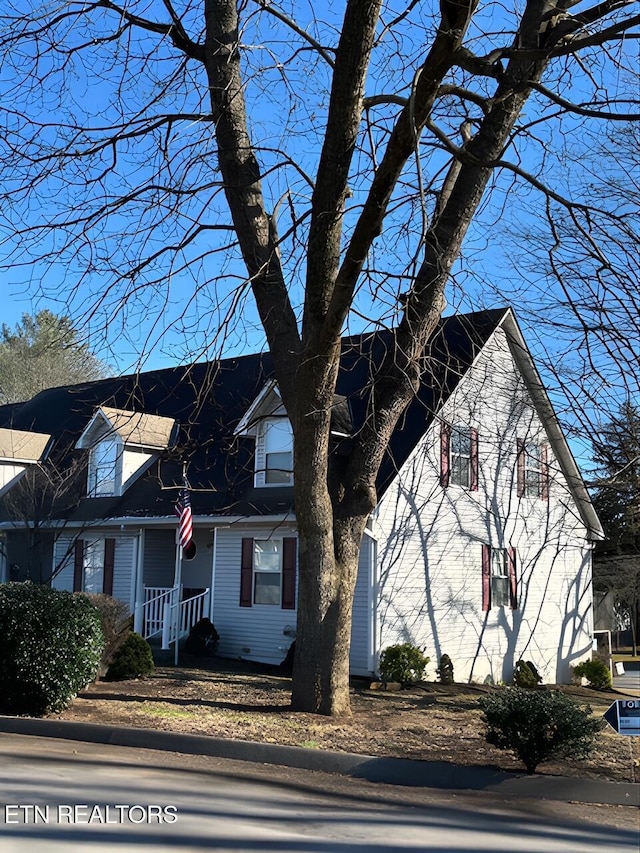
(105, 632), (155, 681)
(513, 659), (542, 688)
(436, 654), (454, 684)
(479, 687), (603, 773)
(379, 643), (429, 686)
(0, 582), (104, 716)
(572, 658), (612, 690)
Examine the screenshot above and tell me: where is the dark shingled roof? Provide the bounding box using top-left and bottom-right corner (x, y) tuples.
(0, 309), (507, 522)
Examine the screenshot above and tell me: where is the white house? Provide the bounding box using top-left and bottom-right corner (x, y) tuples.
(0, 308), (602, 683)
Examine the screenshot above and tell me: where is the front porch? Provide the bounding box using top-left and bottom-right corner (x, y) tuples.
(135, 585), (210, 649)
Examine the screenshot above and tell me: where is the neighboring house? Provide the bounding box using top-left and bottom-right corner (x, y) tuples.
(0, 425), (52, 583)
(0, 309), (603, 683)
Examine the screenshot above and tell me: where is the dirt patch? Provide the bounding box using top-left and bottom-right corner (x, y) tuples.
(56, 657), (639, 782)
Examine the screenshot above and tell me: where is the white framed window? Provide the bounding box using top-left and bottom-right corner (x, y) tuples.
(517, 440), (549, 500)
(451, 426), (472, 487)
(482, 545), (517, 611)
(263, 419), (293, 485)
(88, 438), (120, 496)
(83, 539), (105, 593)
(491, 549), (510, 608)
(253, 539), (282, 605)
(441, 423), (478, 490)
(524, 444), (542, 497)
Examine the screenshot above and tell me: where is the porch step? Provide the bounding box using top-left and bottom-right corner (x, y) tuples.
(148, 637), (182, 666)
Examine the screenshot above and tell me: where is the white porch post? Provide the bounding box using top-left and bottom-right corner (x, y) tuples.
(133, 529), (145, 634)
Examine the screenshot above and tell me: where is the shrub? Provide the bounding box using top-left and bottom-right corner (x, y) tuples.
(479, 687), (603, 773)
(513, 659), (542, 688)
(436, 654), (454, 684)
(80, 593), (132, 676)
(572, 658), (612, 690)
(184, 618), (219, 657)
(0, 582), (104, 716)
(105, 632), (155, 681)
(379, 643), (429, 686)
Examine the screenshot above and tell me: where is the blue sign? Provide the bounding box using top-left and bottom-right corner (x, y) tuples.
(603, 700), (640, 736)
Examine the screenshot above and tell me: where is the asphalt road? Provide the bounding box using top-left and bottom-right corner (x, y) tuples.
(0, 734), (638, 853)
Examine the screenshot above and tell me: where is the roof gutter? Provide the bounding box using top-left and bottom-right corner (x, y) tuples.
(0, 513), (297, 532)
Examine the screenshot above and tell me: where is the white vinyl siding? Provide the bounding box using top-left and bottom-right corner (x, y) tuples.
(349, 536), (373, 676)
(0, 463), (26, 497)
(374, 325), (593, 685)
(143, 529), (176, 588)
(212, 525), (372, 673)
(51, 533), (138, 611)
(214, 526), (299, 665)
(52, 537), (75, 592)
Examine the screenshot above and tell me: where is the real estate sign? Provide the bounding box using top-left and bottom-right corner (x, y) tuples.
(603, 700), (640, 736)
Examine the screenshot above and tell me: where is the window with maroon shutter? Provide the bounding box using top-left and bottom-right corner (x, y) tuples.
(446, 425), (478, 489)
(240, 538), (254, 607)
(281, 538), (297, 610)
(103, 538), (115, 596)
(440, 423), (451, 488)
(483, 546), (515, 610)
(508, 547), (518, 609)
(517, 439), (548, 499)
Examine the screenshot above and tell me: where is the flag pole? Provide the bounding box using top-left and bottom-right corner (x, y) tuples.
(173, 462), (191, 668)
(174, 538), (183, 668)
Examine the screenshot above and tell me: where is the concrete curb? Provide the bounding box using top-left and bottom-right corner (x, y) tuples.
(0, 716), (637, 807)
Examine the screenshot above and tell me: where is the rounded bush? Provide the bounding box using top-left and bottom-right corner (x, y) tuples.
(513, 659), (542, 688)
(572, 658), (612, 690)
(0, 582), (104, 716)
(379, 643), (429, 686)
(436, 654), (454, 685)
(479, 687), (603, 773)
(105, 632), (155, 681)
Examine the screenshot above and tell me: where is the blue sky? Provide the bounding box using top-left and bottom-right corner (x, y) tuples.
(0, 1), (636, 466)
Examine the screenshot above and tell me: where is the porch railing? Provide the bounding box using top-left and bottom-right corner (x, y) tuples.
(136, 586), (210, 645)
(138, 586), (175, 639)
(161, 587), (211, 650)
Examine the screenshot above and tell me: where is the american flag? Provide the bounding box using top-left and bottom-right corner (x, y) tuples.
(174, 487), (193, 550)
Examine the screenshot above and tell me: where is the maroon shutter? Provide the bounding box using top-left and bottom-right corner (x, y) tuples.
(73, 540), (84, 592)
(103, 539), (115, 596)
(240, 538), (254, 607)
(516, 439), (525, 497)
(440, 423), (451, 488)
(470, 428), (479, 491)
(541, 444), (550, 501)
(281, 538), (297, 610)
(508, 547), (518, 609)
(482, 544), (491, 612)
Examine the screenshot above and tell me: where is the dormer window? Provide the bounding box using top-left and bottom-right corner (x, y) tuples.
(0, 427), (52, 498)
(263, 419), (293, 485)
(235, 381), (348, 490)
(76, 406), (176, 499)
(88, 438), (121, 496)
